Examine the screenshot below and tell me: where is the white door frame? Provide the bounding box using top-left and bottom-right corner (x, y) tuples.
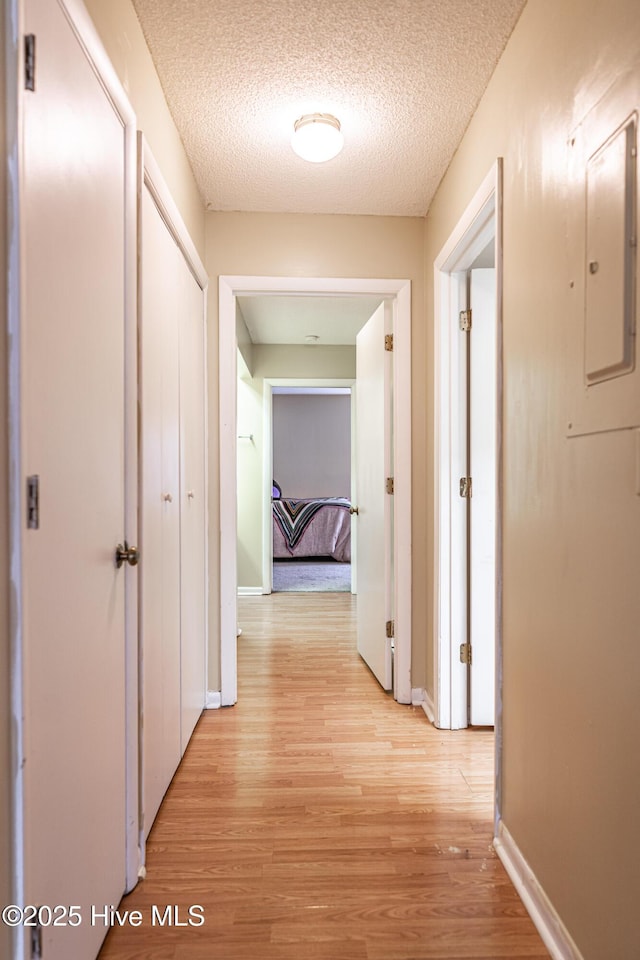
(220, 276), (412, 706)
(261, 379), (355, 596)
(433, 161), (503, 746)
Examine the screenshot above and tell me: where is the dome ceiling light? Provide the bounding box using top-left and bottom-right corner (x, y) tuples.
(291, 113), (344, 163)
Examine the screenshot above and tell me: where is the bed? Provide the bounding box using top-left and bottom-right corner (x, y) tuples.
(272, 497), (352, 562)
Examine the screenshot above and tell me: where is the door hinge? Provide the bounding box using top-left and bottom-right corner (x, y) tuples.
(25, 34), (36, 91)
(30, 918), (43, 959)
(459, 642), (472, 665)
(386, 477), (394, 495)
(459, 309), (472, 332)
(386, 619), (395, 639)
(27, 475), (40, 529)
(385, 334), (394, 351)
(459, 477), (472, 498)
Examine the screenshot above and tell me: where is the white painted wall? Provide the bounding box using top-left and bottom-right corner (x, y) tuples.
(273, 393), (351, 498)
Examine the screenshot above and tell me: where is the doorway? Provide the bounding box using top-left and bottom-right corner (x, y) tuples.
(270, 385), (353, 594)
(433, 161), (503, 736)
(220, 276), (412, 707)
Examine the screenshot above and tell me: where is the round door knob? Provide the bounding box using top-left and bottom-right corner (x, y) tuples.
(163, 493), (173, 503)
(115, 542), (140, 568)
(349, 506), (359, 515)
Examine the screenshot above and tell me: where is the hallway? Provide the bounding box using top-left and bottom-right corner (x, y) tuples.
(98, 594), (548, 959)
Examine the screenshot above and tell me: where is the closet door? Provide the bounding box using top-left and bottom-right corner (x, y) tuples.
(140, 187), (182, 836)
(139, 138), (208, 841)
(179, 268), (207, 753)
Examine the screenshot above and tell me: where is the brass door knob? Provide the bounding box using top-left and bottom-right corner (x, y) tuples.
(115, 541), (140, 568)
(349, 506), (359, 515)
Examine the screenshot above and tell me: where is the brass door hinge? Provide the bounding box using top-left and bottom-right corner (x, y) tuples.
(459, 643), (472, 665)
(386, 619), (395, 639)
(459, 477), (472, 498)
(25, 34), (36, 91)
(27, 475), (40, 529)
(386, 477), (394, 495)
(30, 918), (42, 959)
(385, 334), (394, 351)
(459, 309), (472, 332)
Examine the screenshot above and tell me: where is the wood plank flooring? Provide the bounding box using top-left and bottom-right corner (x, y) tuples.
(98, 594), (549, 960)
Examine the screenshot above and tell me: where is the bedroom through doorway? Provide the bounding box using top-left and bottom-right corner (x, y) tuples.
(235, 293), (381, 601)
(271, 386), (353, 594)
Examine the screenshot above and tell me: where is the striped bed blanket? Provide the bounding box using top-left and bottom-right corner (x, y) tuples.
(272, 497), (351, 550)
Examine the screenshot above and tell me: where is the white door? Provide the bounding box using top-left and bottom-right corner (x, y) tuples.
(355, 303), (393, 690)
(469, 268), (497, 725)
(21, 1), (133, 956)
(139, 144), (208, 837)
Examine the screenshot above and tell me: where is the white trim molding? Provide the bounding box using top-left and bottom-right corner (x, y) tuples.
(262, 377), (355, 596)
(219, 275), (412, 708)
(494, 822), (584, 960)
(237, 586), (264, 596)
(205, 691), (222, 710)
(411, 688), (436, 724)
(432, 159), (503, 733)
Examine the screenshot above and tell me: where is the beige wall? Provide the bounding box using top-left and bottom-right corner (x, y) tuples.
(84, 0), (205, 256)
(423, 0), (640, 955)
(237, 345), (356, 589)
(253, 344), (356, 380)
(207, 213), (425, 682)
(1, 8), (13, 957)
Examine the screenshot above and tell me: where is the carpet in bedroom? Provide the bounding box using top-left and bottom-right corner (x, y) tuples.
(272, 560), (352, 592)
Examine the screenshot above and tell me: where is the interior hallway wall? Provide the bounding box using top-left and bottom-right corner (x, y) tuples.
(207, 214), (425, 685)
(422, 1), (640, 955)
(84, 0), (205, 257)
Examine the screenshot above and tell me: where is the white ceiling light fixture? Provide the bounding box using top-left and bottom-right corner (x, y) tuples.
(291, 113), (344, 163)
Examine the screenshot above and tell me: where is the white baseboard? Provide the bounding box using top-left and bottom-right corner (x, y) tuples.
(411, 687), (436, 724)
(205, 691), (221, 709)
(237, 586), (263, 596)
(493, 821), (584, 960)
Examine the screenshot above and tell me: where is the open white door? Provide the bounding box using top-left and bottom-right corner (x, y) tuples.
(469, 268), (497, 725)
(20, 1), (135, 956)
(355, 303), (393, 690)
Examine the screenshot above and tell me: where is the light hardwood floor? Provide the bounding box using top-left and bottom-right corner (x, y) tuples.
(98, 593), (549, 959)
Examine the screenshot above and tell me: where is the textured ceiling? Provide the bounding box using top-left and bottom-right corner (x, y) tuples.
(131, 0), (526, 216)
(238, 295), (383, 345)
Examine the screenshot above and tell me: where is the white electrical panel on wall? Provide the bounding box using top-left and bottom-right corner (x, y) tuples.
(567, 71), (639, 437)
(585, 115), (636, 384)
